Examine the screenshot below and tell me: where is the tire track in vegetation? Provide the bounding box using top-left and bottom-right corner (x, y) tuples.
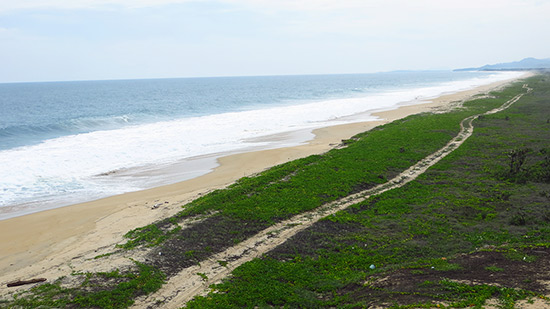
(135, 84), (532, 308)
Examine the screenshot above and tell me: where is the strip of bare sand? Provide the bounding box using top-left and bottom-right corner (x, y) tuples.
(0, 74), (528, 289)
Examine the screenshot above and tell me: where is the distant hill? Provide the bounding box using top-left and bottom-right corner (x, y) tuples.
(455, 57), (550, 71)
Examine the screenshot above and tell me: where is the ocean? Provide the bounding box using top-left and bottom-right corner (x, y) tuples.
(0, 71), (523, 219)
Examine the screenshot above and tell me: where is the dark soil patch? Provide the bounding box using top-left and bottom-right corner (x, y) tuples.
(267, 220), (366, 259)
(147, 215), (269, 277)
(342, 248), (550, 307)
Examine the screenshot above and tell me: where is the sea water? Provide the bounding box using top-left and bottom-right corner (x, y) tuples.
(0, 71), (523, 219)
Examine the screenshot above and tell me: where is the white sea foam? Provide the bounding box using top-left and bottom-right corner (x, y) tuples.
(0, 71), (525, 219)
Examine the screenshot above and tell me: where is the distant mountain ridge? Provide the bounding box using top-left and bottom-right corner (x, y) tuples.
(455, 57), (550, 71)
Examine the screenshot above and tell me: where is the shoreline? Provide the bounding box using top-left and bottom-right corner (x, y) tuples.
(0, 72), (524, 221)
(0, 73), (529, 285)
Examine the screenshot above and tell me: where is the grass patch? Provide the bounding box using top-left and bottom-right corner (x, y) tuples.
(5, 262), (165, 308)
(485, 265), (504, 272)
(119, 221), (181, 250)
(94, 252), (115, 260)
(439, 279), (537, 308)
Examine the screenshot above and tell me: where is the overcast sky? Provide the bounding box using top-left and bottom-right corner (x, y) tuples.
(0, 0), (549, 82)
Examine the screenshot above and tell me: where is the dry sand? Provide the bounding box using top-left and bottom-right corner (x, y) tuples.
(0, 74), (529, 293)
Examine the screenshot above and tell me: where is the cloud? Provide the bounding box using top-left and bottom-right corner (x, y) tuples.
(0, 0), (197, 12)
(1, 0), (545, 15)
(0, 26), (18, 38)
(223, 0), (536, 12)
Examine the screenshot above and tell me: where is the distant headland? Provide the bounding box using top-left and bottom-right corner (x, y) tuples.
(455, 57), (550, 71)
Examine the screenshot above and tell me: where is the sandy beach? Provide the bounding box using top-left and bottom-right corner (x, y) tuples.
(0, 74), (528, 292)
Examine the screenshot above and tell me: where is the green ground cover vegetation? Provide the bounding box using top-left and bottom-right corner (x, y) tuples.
(3, 262), (164, 308)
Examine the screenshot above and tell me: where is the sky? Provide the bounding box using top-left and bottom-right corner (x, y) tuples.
(0, 0), (549, 83)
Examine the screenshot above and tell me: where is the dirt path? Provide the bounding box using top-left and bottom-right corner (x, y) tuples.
(134, 84), (531, 308)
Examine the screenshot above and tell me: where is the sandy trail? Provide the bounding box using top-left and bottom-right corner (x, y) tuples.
(134, 85), (532, 308)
